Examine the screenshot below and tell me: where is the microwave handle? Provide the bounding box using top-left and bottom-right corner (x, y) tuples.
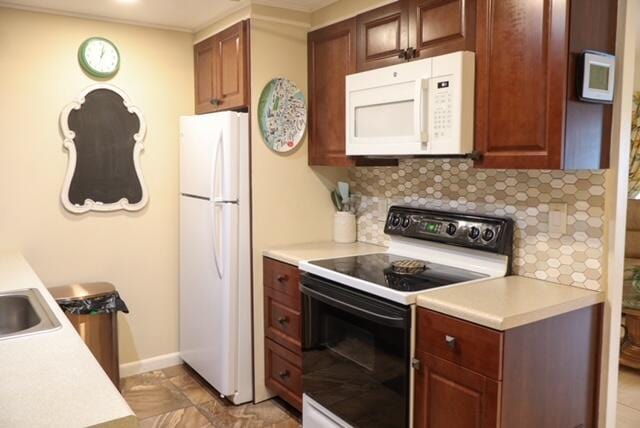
(417, 78), (429, 143)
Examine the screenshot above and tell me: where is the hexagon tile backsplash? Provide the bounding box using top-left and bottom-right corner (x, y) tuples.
(349, 159), (605, 291)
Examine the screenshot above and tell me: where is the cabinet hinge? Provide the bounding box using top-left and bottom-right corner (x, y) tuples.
(411, 358), (421, 370)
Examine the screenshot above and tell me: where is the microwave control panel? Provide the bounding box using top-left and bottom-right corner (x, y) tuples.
(430, 77), (454, 141)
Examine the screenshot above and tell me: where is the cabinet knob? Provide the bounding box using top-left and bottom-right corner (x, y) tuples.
(445, 335), (456, 349)
(276, 274), (288, 283)
(398, 49), (408, 60)
(278, 370), (290, 379)
(210, 98), (221, 106)
(277, 316), (290, 325)
(406, 47), (417, 59)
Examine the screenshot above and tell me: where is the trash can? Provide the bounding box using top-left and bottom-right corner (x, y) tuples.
(48, 282), (129, 389)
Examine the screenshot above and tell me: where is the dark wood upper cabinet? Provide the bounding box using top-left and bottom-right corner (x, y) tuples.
(356, 0), (409, 71)
(215, 22), (249, 111)
(308, 1), (470, 166)
(409, 0), (476, 59)
(308, 18), (358, 167)
(474, 0), (616, 169)
(194, 38), (216, 114)
(355, 0), (474, 71)
(194, 20), (249, 114)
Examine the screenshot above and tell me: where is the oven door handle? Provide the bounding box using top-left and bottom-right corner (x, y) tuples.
(300, 284), (407, 328)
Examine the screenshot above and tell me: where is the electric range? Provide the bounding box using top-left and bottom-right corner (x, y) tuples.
(299, 206), (514, 428)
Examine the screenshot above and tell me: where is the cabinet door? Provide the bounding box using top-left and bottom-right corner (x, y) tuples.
(414, 351), (500, 428)
(214, 20), (249, 111)
(409, 0), (476, 59)
(474, 0), (569, 169)
(308, 18), (357, 167)
(194, 37), (216, 114)
(355, 0), (409, 71)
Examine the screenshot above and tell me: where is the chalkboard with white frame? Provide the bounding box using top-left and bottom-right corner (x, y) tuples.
(59, 84), (148, 214)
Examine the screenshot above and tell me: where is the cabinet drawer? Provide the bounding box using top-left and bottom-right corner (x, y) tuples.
(264, 257), (301, 307)
(417, 308), (503, 380)
(265, 338), (302, 410)
(265, 287), (302, 353)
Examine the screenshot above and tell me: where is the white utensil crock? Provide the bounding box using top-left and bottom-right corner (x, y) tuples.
(334, 212), (356, 243)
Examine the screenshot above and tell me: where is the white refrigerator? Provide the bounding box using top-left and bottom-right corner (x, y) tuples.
(179, 111), (252, 405)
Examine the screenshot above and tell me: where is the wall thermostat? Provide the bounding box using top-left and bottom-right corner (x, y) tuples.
(576, 50), (615, 104)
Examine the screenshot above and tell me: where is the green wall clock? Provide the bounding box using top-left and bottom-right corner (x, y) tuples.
(78, 37), (120, 78)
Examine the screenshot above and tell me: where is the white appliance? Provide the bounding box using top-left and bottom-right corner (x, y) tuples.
(299, 206), (514, 427)
(346, 51), (475, 157)
(179, 111), (252, 405)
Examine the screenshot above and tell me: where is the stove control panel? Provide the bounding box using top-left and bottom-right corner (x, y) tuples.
(385, 206), (514, 256)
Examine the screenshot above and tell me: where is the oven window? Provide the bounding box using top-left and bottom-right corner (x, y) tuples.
(355, 100), (414, 138)
(325, 313), (375, 371)
(303, 287), (410, 428)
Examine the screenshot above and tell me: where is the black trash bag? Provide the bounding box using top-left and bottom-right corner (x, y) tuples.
(58, 292), (130, 315)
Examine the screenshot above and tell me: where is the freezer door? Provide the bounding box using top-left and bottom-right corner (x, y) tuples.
(179, 112), (239, 201)
(180, 196), (239, 395)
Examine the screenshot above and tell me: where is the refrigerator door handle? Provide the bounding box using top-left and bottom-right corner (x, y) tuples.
(210, 202), (223, 279)
(210, 130), (224, 202)
(209, 130), (224, 279)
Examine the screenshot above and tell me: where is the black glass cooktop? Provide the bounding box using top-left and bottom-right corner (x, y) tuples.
(310, 253), (487, 292)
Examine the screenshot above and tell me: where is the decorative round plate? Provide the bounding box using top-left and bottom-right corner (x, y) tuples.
(258, 78), (307, 152)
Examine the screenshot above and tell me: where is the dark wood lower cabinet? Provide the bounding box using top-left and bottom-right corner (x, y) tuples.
(265, 338), (303, 411)
(263, 257), (303, 411)
(414, 305), (601, 427)
(414, 351), (499, 428)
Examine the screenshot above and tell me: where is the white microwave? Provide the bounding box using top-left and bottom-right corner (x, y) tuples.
(346, 51), (475, 156)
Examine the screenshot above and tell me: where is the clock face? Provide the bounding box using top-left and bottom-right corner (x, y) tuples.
(79, 38), (120, 78)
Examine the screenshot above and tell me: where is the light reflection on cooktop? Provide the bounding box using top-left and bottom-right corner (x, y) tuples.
(310, 253), (487, 292)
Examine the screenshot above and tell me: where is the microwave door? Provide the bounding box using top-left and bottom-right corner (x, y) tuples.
(347, 82), (425, 156)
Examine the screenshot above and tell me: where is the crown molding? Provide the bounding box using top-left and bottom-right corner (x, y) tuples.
(252, 0), (338, 13)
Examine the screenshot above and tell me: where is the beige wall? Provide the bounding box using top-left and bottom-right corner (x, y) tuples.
(0, 8), (194, 364)
(193, 5), (251, 43)
(194, 4), (310, 44)
(636, 8), (640, 91)
(249, 13), (347, 402)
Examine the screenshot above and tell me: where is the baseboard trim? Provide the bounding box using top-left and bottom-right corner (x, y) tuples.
(119, 352), (182, 378)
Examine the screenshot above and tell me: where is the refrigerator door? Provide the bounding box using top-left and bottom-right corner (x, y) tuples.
(180, 195), (239, 396)
(180, 112), (239, 201)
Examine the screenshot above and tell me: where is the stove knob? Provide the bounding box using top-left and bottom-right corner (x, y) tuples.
(468, 226), (480, 240)
(391, 215), (401, 227)
(402, 217), (411, 228)
(482, 228), (495, 241)
(446, 223), (457, 236)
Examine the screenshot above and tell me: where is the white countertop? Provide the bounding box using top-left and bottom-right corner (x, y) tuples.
(263, 241), (386, 266)
(0, 252), (137, 428)
(417, 275), (604, 331)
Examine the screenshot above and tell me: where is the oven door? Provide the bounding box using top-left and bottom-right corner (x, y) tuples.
(301, 274), (411, 428)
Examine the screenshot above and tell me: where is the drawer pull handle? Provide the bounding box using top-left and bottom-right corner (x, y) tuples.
(278, 370), (290, 379)
(277, 316), (290, 325)
(445, 335), (456, 349)
(276, 274), (288, 283)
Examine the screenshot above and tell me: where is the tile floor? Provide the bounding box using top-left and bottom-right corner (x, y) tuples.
(618, 367), (640, 427)
(121, 365), (301, 427)
(122, 364), (640, 427)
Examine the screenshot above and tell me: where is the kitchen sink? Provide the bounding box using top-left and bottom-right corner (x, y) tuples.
(0, 289), (61, 340)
